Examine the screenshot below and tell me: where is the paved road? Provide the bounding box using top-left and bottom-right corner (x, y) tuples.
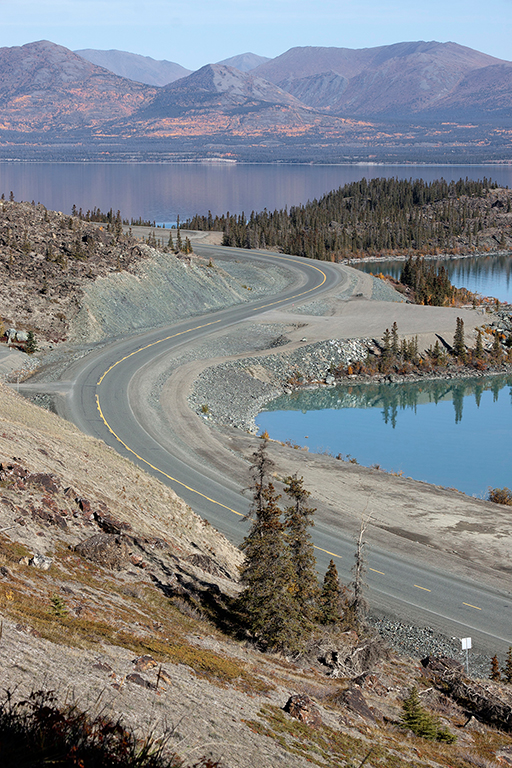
(30, 244), (511, 656)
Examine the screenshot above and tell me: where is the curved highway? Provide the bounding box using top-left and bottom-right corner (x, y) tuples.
(48, 244), (511, 656)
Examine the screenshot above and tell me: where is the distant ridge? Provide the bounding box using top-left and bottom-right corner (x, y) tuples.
(140, 63), (304, 115)
(75, 48), (191, 86)
(215, 52), (271, 72)
(253, 41), (508, 116)
(0, 39), (511, 161)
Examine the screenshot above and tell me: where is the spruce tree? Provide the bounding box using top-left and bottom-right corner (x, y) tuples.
(505, 646), (512, 685)
(391, 321), (399, 357)
(319, 559), (343, 625)
(401, 687), (456, 742)
(492, 331), (503, 362)
(25, 331), (37, 354)
(239, 440), (302, 651)
(175, 228), (183, 253)
(284, 474), (319, 627)
(490, 654), (501, 681)
(452, 317), (466, 362)
(474, 328), (484, 359)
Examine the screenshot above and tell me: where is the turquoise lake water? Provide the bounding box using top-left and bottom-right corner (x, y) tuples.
(355, 253), (512, 305)
(256, 376), (512, 497)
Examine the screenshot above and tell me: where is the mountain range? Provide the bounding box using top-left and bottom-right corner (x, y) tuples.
(0, 39), (511, 162)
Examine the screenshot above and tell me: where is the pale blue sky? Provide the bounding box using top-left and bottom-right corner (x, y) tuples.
(0, 0), (510, 70)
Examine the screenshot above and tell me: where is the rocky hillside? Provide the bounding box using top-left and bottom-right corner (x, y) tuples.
(0, 374), (512, 766)
(0, 40), (154, 132)
(0, 199), (260, 345)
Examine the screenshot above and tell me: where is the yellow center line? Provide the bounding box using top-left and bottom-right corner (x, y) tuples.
(463, 602), (482, 611)
(96, 395), (244, 516)
(370, 568), (385, 575)
(251, 256), (327, 311)
(414, 584), (431, 592)
(314, 546), (342, 559)
(93, 255), (332, 539)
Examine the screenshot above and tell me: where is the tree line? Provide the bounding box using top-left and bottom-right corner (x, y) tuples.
(184, 177), (502, 261)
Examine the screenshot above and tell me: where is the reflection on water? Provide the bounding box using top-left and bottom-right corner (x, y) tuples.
(256, 375), (512, 496)
(264, 375), (512, 426)
(355, 252), (512, 303)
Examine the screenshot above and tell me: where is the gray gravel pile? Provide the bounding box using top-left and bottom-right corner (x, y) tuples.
(371, 276), (407, 302)
(189, 337), (370, 432)
(370, 616), (493, 680)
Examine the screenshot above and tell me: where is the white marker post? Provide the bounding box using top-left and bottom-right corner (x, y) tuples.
(461, 637), (472, 676)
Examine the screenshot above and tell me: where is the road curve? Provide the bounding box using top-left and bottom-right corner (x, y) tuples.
(46, 244), (511, 656)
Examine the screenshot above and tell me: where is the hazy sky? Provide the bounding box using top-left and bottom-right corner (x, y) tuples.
(1, 0), (510, 70)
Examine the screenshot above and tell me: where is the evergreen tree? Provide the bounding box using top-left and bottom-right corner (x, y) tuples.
(474, 328), (484, 359)
(391, 321), (400, 357)
(25, 331), (37, 354)
(452, 317), (466, 362)
(167, 231), (174, 250)
(492, 331), (504, 362)
(319, 559), (343, 625)
(284, 474), (319, 626)
(505, 646), (512, 685)
(238, 440), (302, 651)
(490, 654), (501, 681)
(401, 687), (456, 743)
(175, 228), (183, 253)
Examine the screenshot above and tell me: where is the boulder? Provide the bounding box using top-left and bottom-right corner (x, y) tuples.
(340, 687), (382, 723)
(283, 694), (322, 728)
(29, 553), (52, 570)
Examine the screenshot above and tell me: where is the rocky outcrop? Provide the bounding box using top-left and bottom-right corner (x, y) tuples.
(75, 533), (129, 570)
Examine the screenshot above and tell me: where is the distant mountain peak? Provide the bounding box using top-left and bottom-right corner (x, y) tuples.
(75, 48), (191, 86)
(215, 52), (271, 72)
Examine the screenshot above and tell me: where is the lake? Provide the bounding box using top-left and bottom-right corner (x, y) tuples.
(355, 253), (512, 305)
(1, 161), (512, 225)
(256, 375), (512, 498)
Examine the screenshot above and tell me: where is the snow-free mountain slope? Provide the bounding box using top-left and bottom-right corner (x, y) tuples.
(75, 48), (191, 86)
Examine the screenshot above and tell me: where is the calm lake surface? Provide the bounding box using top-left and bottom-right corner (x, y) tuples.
(256, 376), (512, 497)
(355, 254), (512, 305)
(1, 161), (512, 224)
(2, 160), (510, 299)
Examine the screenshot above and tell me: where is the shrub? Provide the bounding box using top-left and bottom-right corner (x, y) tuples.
(487, 487), (512, 506)
(401, 687), (456, 743)
(0, 689), (184, 767)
